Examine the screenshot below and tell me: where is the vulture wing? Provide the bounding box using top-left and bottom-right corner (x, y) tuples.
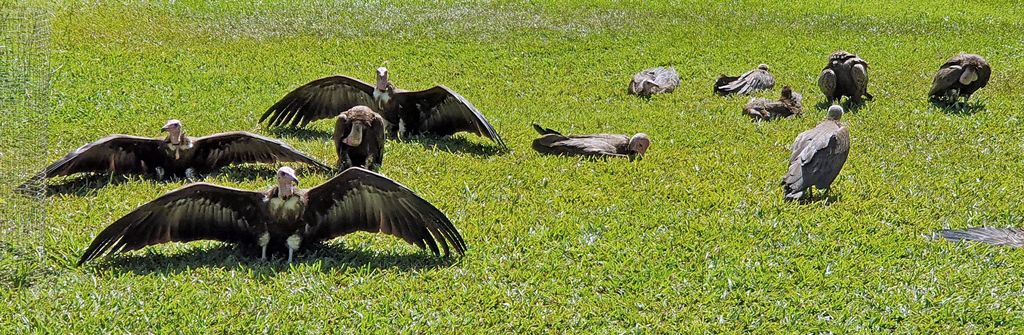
(78, 183), (267, 265)
(398, 86), (507, 149)
(718, 69), (774, 95)
(851, 63), (870, 99)
(928, 64), (963, 97)
(260, 76), (375, 128)
(302, 167), (467, 256)
(191, 132), (331, 172)
(939, 227), (1024, 247)
(783, 123), (849, 192)
(532, 135), (625, 158)
(37, 135), (165, 178)
(818, 69), (837, 100)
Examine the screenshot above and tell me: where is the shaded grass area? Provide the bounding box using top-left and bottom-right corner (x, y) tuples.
(3, 0), (1024, 332)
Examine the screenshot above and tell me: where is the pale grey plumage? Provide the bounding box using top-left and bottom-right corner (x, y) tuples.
(629, 67), (680, 97)
(714, 64), (775, 96)
(939, 227), (1024, 247)
(781, 105), (850, 200)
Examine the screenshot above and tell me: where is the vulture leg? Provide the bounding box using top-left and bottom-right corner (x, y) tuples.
(258, 232), (270, 260)
(185, 168), (197, 181)
(155, 167), (166, 180)
(286, 234), (302, 263)
(366, 154), (380, 171)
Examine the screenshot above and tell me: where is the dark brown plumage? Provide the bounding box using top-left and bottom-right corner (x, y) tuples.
(714, 64), (775, 96)
(259, 67), (506, 150)
(818, 51), (873, 104)
(938, 227), (1024, 247)
(929, 54), (991, 104)
(744, 86), (803, 121)
(781, 105), (850, 201)
(333, 106), (385, 171)
(531, 124), (650, 159)
(78, 166), (466, 265)
(26, 120), (330, 185)
(628, 67), (680, 97)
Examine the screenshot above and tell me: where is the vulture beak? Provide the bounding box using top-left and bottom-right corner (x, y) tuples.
(161, 119), (181, 132)
(342, 123), (365, 147)
(375, 67), (389, 91)
(630, 133), (651, 158)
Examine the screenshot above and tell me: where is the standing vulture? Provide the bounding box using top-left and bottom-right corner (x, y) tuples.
(928, 53), (991, 104)
(745, 86), (803, 121)
(78, 166), (467, 265)
(938, 227), (1024, 247)
(531, 123), (650, 159)
(818, 51), (873, 104)
(259, 67), (506, 150)
(714, 64), (775, 96)
(27, 119), (330, 184)
(333, 106), (385, 171)
(781, 105), (850, 201)
(628, 67), (680, 97)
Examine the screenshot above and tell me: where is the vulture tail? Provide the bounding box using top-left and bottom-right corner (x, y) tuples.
(938, 227), (1024, 247)
(532, 123), (561, 135)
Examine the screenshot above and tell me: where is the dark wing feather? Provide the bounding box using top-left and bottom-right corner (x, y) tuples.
(718, 69), (774, 95)
(260, 76), (375, 128)
(78, 183), (267, 265)
(399, 86), (507, 149)
(532, 134), (626, 158)
(302, 167), (466, 256)
(928, 65), (963, 97)
(37, 135), (165, 178)
(191, 132), (331, 171)
(939, 227), (1024, 247)
(532, 123), (561, 135)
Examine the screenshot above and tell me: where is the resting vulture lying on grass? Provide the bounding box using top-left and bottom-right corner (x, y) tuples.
(628, 67), (680, 97)
(714, 64), (775, 96)
(24, 119), (329, 186)
(78, 167), (467, 265)
(744, 86), (803, 121)
(928, 53), (990, 105)
(531, 123), (650, 160)
(781, 105), (850, 201)
(261, 67), (506, 150)
(818, 51), (873, 104)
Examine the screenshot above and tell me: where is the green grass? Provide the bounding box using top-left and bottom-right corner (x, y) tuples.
(3, 0), (1024, 332)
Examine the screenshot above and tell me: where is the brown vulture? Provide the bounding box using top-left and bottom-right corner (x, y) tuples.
(745, 86), (803, 121)
(78, 166), (467, 265)
(259, 67), (506, 150)
(628, 67), (680, 97)
(531, 123), (650, 160)
(928, 53), (991, 104)
(333, 106), (385, 171)
(781, 105), (850, 201)
(714, 64), (775, 96)
(818, 51), (873, 104)
(938, 227), (1024, 247)
(27, 120), (330, 185)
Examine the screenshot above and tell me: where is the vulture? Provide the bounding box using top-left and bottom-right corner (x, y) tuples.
(531, 123), (650, 159)
(628, 67), (680, 97)
(78, 166), (467, 265)
(928, 53), (991, 104)
(818, 51), (873, 104)
(259, 67), (506, 150)
(781, 105), (850, 201)
(938, 227), (1024, 247)
(333, 106), (385, 171)
(27, 120), (330, 184)
(745, 86), (803, 121)
(714, 64), (775, 96)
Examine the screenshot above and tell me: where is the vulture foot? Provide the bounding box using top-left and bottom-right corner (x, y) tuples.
(155, 167), (166, 180)
(259, 232), (270, 260)
(286, 234), (302, 263)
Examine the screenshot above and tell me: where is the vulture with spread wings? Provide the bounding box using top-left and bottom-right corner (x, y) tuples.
(25, 119), (330, 186)
(78, 166), (467, 264)
(714, 64), (775, 96)
(260, 67), (506, 150)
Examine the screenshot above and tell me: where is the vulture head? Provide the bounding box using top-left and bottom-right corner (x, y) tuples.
(826, 105), (844, 121)
(277, 166), (299, 196)
(959, 67), (980, 85)
(375, 67), (390, 91)
(341, 106), (374, 147)
(161, 119), (183, 144)
(757, 64), (770, 71)
(627, 133), (651, 157)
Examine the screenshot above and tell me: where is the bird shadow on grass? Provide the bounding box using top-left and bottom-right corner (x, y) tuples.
(91, 243), (458, 277)
(406, 136), (506, 157)
(267, 127), (333, 140)
(814, 99), (868, 113)
(23, 174), (148, 197)
(929, 99), (986, 116)
(793, 191), (843, 205)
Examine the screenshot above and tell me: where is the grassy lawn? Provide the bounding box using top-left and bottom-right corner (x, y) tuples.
(3, 0), (1024, 332)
